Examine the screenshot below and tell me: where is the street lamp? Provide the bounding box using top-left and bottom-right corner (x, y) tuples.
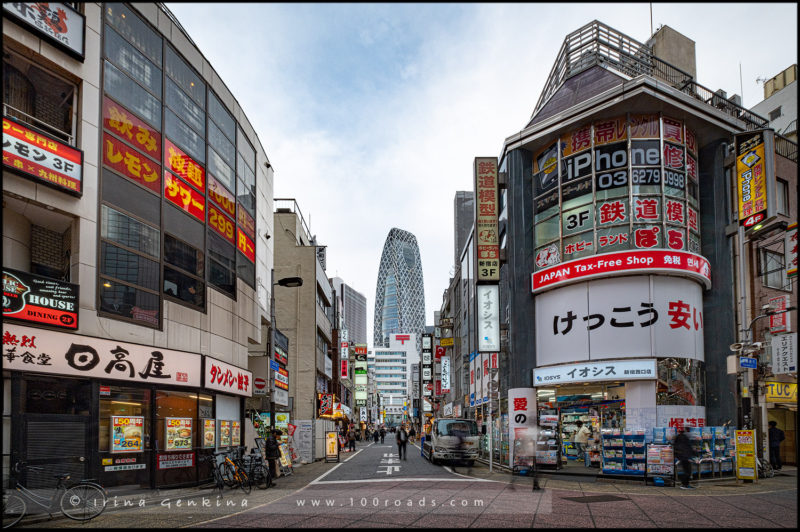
(270, 270), (303, 430)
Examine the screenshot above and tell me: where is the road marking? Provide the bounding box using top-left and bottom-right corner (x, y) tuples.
(311, 477), (499, 484)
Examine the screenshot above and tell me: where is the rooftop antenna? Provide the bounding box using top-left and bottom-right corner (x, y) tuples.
(649, 3), (653, 37)
(739, 63), (744, 105)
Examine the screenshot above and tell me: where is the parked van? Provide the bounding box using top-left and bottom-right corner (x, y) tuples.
(422, 418), (480, 466)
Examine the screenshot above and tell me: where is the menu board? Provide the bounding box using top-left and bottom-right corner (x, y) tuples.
(646, 444), (674, 476)
(165, 418), (192, 451)
(232, 421), (241, 446)
(325, 431), (339, 461)
(219, 420), (232, 446)
(279, 443), (291, 467)
(111, 416), (144, 453)
(203, 419), (216, 448)
(735, 430), (756, 480)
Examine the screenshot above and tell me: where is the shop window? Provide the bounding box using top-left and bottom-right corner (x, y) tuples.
(3, 49), (77, 144)
(21, 376), (91, 415)
(656, 358), (706, 406)
(98, 386), (150, 487)
(104, 24), (161, 97)
(761, 249), (789, 290)
(155, 390), (200, 488)
(105, 3), (162, 67)
(104, 60), (161, 129)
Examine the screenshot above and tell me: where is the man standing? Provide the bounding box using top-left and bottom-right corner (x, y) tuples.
(380, 426), (386, 444)
(396, 425), (408, 460)
(347, 426), (357, 452)
(673, 428), (695, 489)
(573, 421), (592, 467)
(768, 421), (785, 471)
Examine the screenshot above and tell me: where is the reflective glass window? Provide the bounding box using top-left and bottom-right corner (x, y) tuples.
(164, 266), (205, 307)
(165, 234), (204, 276)
(101, 205), (160, 257)
(104, 61), (161, 129)
(165, 45), (205, 106)
(165, 108), (205, 164)
(105, 3), (162, 67)
(208, 92), (235, 142)
(99, 281), (160, 325)
(166, 78), (205, 137)
(104, 25), (161, 96)
(208, 120), (235, 167)
(101, 242), (160, 291)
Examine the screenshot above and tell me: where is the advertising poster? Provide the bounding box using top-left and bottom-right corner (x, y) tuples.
(111, 416), (144, 453)
(735, 131), (772, 228)
(646, 444), (675, 476)
(279, 443), (292, 468)
(325, 431), (339, 462)
(203, 419), (216, 448)
(296, 420), (313, 464)
(165, 418), (192, 451)
(232, 421), (241, 446)
(508, 388), (537, 468)
(219, 420), (232, 447)
(735, 430), (757, 480)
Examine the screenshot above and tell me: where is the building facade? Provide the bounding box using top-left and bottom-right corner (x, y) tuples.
(373, 228), (426, 353)
(3, 2), (274, 488)
(331, 277), (367, 346)
(372, 333), (418, 426)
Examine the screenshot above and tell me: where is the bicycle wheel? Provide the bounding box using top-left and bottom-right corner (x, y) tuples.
(252, 464), (271, 490)
(219, 462), (236, 488)
(2, 493), (27, 529)
(60, 483), (107, 521)
(237, 468), (251, 495)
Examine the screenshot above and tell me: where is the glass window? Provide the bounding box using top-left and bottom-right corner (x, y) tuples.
(762, 250), (789, 290)
(663, 169), (686, 197)
(208, 150), (235, 193)
(165, 234), (204, 275)
(237, 178), (255, 215)
(104, 24), (161, 96)
(101, 205), (160, 257)
(165, 78), (205, 137)
(630, 167), (661, 195)
(776, 178), (789, 215)
(104, 61), (161, 129)
(164, 267), (205, 307)
(596, 226), (631, 253)
(631, 225), (662, 250)
(99, 281), (160, 326)
(105, 2), (162, 67)
(208, 120), (236, 167)
(237, 254), (255, 289)
(236, 128), (255, 172)
(165, 46), (205, 107)
(562, 230), (595, 261)
(632, 196), (662, 223)
(562, 203), (594, 236)
(155, 390), (199, 487)
(534, 214), (560, 245)
(165, 108), (205, 164)
(99, 386), (150, 487)
(208, 91), (235, 142)
(101, 242), (160, 290)
(103, 169), (161, 223)
(208, 232), (236, 298)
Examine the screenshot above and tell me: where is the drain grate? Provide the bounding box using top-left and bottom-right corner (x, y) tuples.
(560, 495), (630, 503)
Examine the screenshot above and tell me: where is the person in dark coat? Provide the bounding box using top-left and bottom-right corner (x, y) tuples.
(673, 428), (695, 489)
(768, 421), (785, 470)
(396, 426), (408, 460)
(347, 427), (357, 452)
(264, 429), (281, 480)
(380, 427), (386, 444)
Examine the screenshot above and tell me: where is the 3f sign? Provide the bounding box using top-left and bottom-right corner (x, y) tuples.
(481, 267), (497, 278)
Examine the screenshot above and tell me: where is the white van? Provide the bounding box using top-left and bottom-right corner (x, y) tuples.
(422, 418), (480, 466)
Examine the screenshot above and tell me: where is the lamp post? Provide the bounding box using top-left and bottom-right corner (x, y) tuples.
(270, 269), (303, 431)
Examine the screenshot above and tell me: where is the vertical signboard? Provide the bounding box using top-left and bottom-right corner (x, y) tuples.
(786, 222), (798, 278)
(469, 353), (477, 407)
(440, 356), (451, 393)
(477, 284), (500, 352)
(474, 157), (500, 281)
(734, 429), (757, 480)
(771, 333), (797, 375)
(508, 388), (537, 470)
(735, 130), (776, 229)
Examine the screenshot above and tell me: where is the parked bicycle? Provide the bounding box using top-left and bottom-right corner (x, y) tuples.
(243, 449), (271, 490)
(197, 453), (226, 495)
(756, 455), (775, 479)
(2, 462), (107, 528)
(218, 447), (251, 494)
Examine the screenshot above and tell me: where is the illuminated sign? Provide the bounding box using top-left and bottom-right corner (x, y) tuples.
(3, 116), (83, 196)
(275, 367), (289, 390)
(735, 130), (773, 228)
(3, 268), (78, 329)
(164, 171), (206, 223)
(204, 356), (252, 397)
(103, 132), (160, 193)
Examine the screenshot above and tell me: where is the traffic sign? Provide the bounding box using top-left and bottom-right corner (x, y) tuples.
(426, 383), (433, 391)
(739, 356), (758, 369)
(270, 360), (280, 371)
(253, 377), (267, 396)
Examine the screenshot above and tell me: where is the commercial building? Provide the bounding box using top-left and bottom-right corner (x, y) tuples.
(372, 333), (418, 426)
(3, 2), (274, 488)
(331, 277), (367, 346)
(373, 228), (426, 353)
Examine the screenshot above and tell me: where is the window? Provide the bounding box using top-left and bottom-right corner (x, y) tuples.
(104, 24), (161, 96)
(165, 78), (204, 137)
(105, 3), (162, 67)
(208, 232), (236, 298)
(208, 92), (235, 142)
(101, 205), (160, 257)
(656, 358), (706, 406)
(101, 242), (160, 290)
(776, 178), (789, 216)
(165, 108), (204, 164)
(761, 249), (789, 290)
(769, 107), (782, 122)
(165, 45), (205, 107)
(104, 61), (161, 129)
(164, 234), (205, 309)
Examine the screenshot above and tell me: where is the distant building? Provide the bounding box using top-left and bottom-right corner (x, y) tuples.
(372, 333), (418, 425)
(373, 228), (426, 353)
(454, 191), (475, 269)
(331, 277), (368, 345)
(751, 64), (797, 142)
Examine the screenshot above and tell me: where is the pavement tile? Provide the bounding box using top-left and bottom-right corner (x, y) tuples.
(410, 514), (477, 528)
(470, 516), (534, 528)
(591, 516), (658, 528)
(292, 515), (362, 528)
(534, 512), (594, 527)
(587, 502), (646, 518)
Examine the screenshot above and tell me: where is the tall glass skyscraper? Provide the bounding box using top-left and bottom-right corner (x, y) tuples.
(374, 228), (425, 352)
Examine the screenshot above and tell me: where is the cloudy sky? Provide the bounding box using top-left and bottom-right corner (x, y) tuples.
(167, 3), (797, 345)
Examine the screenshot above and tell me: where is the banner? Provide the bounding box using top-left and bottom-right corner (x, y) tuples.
(203, 419), (216, 448)
(477, 285), (500, 352)
(787, 222), (798, 278)
(474, 157), (500, 281)
(735, 130), (774, 228)
(508, 388), (537, 468)
(441, 356), (451, 393)
(772, 333), (797, 375)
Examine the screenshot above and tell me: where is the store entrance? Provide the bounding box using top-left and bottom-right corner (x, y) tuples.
(537, 382), (626, 475)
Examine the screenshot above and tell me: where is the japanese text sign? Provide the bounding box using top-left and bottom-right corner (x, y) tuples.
(203, 356), (252, 396)
(440, 356), (451, 393)
(237, 204), (256, 240)
(237, 228), (256, 263)
(4, 116), (83, 196)
(165, 139), (205, 193)
(769, 296), (789, 334)
(477, 284), (500, 352)
(786, 222), (797, 278)
(474, 157), (500, 281)
(771, 333), (797, 375)
(3, 323), (200, 386)
(157, 452), (194, 470)
(275, 367), (289, 390)
(3, 268), (79, 330)
(735, 430), (756, 480)
(165, 171), (206, 223)
(111, 416), (144, 453)
(735, 131), (773, 228)
(318, 393), (334, 416)
(203, 419), (216, 448)
(3, 3), (85, 59)
(208, 173), (236, 218)
(103, 97), (161, 161)
(533, 359), (656, 386)
(103, 132), (160, 193)
(165, 418), (192, 451)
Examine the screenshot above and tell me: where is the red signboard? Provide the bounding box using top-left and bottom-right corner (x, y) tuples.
(164, 171), (206, 223)
(208, 202), (235, 245)
(435, 345), (445, 359)
(3, 115), (83, 196)
(354, 345), (368, 355)
(207, 173), (236, 218)
(103, 132), (160, 193)
(236, 228), (255, 263)
(165, 139), (205, 193)
(532, 249), (711, 293)
(341, 359), (349, 379)
(275, 367), (289, 390)
(318, 393), (334, 416)
(103, 97), (161, 162)
(474, 157), (500, 281)
(237, 204), (256, 239)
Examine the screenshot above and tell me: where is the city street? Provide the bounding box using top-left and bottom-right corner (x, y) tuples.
(15, 441), (798, 529)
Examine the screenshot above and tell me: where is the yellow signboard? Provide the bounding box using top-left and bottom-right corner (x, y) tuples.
(325, 431), (339, 462)
(765, 382), (797, 403)
(440, 337), (454, 347)
(735, 429), (757, 480)
(735, 131), (768, 227)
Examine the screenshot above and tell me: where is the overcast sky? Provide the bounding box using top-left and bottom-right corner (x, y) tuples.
(167, 3), (797, 346)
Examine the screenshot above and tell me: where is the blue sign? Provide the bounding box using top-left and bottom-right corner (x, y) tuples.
(739, 356), (758, 369)
(270, 360), (280, 372)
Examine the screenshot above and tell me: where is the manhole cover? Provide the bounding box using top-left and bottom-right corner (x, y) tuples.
(560, 495), (630, 503)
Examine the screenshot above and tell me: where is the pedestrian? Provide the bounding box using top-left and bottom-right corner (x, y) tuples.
(673, 427), (695, 489)
(573, 420), (592, 467)
(408, 425), (416, 444)
(380, 427), (386, 444)
(396, 425), (408, 460)
(768, 420), (785, 471)
(348, 427), (357, 452)
(374, 429), (380, 443)
(264, 429), (281, 481)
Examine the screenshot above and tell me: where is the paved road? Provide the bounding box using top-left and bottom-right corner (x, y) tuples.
(15, 441), (798, 528)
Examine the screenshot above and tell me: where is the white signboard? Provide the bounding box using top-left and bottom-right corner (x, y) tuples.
(772, 333), (797, 375)
(204, 356), (253, 397)
(273, 388), (289, 406)
(477, 285), (500, 352)
(441, 356), (451, 393)
(443, 402), (453, 416)
(341, 329), (349, 342)
(534, 359), (657, 386)
(3, 324), (201, 387)
(360, 407), (367, 422)
(295, 420), (313, 464)
(3, 2), (85, 58)
(324, 355), (332, 378)
(422, 367), (432, 379)
(535, 275), (704, 365)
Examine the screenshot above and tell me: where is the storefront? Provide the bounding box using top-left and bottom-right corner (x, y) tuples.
(3, 323), (251, 489)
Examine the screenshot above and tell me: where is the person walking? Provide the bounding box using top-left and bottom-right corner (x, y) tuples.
(673, 427), (695, 489)
(373, 429), (380, 443)
(768, 420), (785, 471)
(396, 425), (408, 460)
(380, 427), (386, 444)
(573, 420), (592, 467)
(347, 426), (357, 452)
(408, 426), (416, 444)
